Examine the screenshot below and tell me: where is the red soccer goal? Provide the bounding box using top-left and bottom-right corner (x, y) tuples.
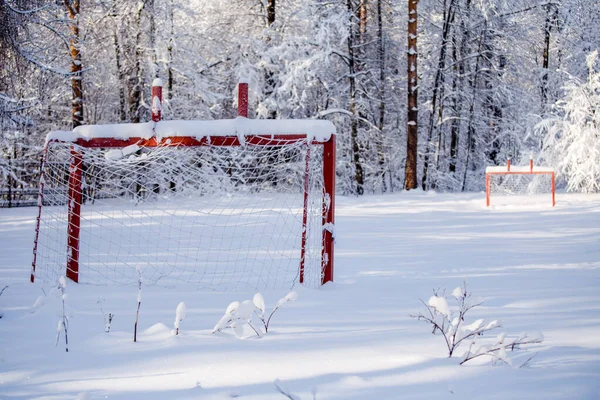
(31, 82), (336, 291)
(486, 157), (555, 207)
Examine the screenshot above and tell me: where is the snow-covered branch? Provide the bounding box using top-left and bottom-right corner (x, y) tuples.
(412, 283), (543, 366)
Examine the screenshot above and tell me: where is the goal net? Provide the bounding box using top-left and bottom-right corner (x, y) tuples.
(32, 125), (335, 292)
(486, 163), (555, 207)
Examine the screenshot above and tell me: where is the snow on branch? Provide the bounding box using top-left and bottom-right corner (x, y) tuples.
(411, 282), (543, 366)
(213, 292), (297, 338)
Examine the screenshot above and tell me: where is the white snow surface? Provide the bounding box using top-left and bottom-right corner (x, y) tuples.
(45, 118), (335, 143)
(1, 192), (600, 399)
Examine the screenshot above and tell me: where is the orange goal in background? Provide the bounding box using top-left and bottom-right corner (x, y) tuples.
(486, 157), (555, 207)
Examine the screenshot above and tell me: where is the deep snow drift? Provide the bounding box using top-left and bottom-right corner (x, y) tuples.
(0, 191), (599, 399)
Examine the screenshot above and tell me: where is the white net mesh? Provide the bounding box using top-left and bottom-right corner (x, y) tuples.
(488, 172), (554, 205)
(33, 139), (327, 291)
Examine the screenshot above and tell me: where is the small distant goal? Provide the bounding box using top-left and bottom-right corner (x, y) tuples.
(31, 83), (336, 291)
(486, 158), (555, 207)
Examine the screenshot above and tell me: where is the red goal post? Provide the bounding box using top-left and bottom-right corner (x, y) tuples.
(31, 82), (336, 290)
(485, 158), (555, 207)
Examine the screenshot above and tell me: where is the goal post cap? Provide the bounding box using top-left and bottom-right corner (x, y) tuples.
(46, 119), (336, 144)
(152, 78), (163, 87)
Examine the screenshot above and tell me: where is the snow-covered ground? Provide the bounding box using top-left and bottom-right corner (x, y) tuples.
(1, 191), (599, 399)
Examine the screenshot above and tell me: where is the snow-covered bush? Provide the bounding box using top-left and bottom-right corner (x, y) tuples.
(411, 283), (543, 366)
(539, 50), (600, 193)
(213, 292), (297, 338)
(173, 302), (187, 335)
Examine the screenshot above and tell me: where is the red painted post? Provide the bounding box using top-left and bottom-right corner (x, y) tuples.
(238, 82), (248, 118)
(151, 79), (163, 122)
(299, 144), (311, 284)
(31, 144), (50, 283)
(530, 155), (533, 172)
(66, 146), (83, 283)
(507, 158), (511, 172)
(322, 134), (336, 284)
(486, 173), (490, 207)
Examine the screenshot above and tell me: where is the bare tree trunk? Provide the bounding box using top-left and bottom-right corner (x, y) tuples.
(112, 2), (127, 122)
(461, 19), (485, 192)
(347, 0), (365, 195)
(448, 20), (463, 174)
(267, 0), (275, 26)
(404, 0), (419, 190)
(541, 2), (558, 111)
(65, 0), (83, 129)
(376, 0), (387, 192)
(148, 0), (159, 80)
(421, 0), (456, 190)
(167, 0), (175, 102)
(128, 2), (146, 123)
(264, 0), (277, 119)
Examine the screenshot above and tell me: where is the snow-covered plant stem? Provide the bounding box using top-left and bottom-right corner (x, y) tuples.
(174, 302), (186, 335)
(213, 292), (297, 338)
(411, 282), (499, 358)
(98, 300), (113, 333)
(254, 292), (297, 333)
(56, 277), (69, 352)
(274, 379), (301, 400)
(412, 283), (544, 366)
(0, 285), (7, 319)
(133, 267), (142, 342)
(460, 333), (543, 366)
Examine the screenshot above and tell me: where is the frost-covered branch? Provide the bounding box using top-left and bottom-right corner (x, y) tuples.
(411, 282), (497, 358)
(460, 333), (544, 366)
(412, 283), (543, 366)
(213, 292), (297, 338)
(55, 277), (68, 352)
(274, 379), (301, 400)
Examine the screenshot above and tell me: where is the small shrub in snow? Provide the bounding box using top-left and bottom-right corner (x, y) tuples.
(55, 277), (69, 352)
(213, 292), (297, 338)
(98, 299), (113, 333)
(411, 282), (543, 366)
(174, 301), (186, 335)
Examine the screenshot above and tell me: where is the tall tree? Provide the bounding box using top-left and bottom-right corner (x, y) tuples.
(404, 0), (418, 190)
(65, 0), (83, 128)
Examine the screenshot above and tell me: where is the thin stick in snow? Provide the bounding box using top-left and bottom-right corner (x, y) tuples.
(134, 267), (142, 342)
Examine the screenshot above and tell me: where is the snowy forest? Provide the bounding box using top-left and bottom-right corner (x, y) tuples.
(1, 0), (599, 205)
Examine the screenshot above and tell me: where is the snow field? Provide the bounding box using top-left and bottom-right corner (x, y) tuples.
(0, 191), (599, 399)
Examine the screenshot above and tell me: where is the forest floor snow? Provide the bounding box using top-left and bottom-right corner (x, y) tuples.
(0, 191), (599, 399)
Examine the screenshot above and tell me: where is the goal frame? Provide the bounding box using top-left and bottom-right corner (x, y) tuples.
(485, 158), (555, 207)
(31, 82), (336, 287)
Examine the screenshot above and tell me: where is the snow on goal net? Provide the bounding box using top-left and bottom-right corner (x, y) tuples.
(485, 162), (555, 207)
(32, 124), (335, 292)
